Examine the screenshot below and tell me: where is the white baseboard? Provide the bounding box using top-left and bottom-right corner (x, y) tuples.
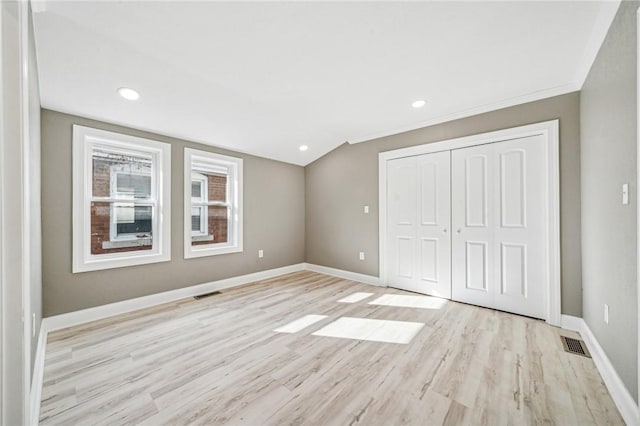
(44, 263), (306, 333)
(304, 263), (383, 287)
(560, 314), (584, 332)
(561, 315), (640, 425)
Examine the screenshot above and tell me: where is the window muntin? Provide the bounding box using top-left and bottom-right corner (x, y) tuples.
(73, 125), (171, 272)
(190, 173), (208, 237)
(184, 148), (242, 258)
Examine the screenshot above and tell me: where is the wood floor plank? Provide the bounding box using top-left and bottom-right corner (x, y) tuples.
(39, 271), (624, 425)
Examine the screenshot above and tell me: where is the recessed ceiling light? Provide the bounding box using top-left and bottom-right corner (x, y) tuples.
(411, 100), (426, 108)
(118, 87), (140, 101)
(299, 145), (309, 151)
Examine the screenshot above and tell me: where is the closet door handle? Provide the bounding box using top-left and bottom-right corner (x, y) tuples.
(456, 229), (462, 234)
(443, 228), (447, 233)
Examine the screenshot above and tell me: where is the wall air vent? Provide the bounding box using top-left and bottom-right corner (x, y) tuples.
(194, 291), (222, 300)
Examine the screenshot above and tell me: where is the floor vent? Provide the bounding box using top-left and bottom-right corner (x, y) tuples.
(194, 291), (222, 300)
(561, 336), (591, 358)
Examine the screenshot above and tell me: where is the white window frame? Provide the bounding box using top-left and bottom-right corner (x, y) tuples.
(184, 148), (243, 258)
(72, 125), (171, 273)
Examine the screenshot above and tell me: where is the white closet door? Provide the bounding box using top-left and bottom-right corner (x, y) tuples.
(451, 144), (496, 308)
(492, 135), (546, 318)
(451, 135), (547, 319)
(387, 151), (451, 297)
(416, 151), (451, 298)
(387, 156), (418, 291)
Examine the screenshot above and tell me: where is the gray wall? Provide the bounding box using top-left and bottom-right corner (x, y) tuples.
(42, 110), (305, 316)
(306, 92), (583, 316)
(581, 1), (638, 401)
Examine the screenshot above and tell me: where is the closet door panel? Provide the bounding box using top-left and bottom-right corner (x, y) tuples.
(451, 135), (548, 320)
(386, 156), (418, 290)
(493, 135), (547, 318)
(386, 151), (451, 297)
(451, 144), (495, 308)
(416, 151), (451, 298)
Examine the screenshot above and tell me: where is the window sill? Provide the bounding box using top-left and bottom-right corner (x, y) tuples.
(191, 234), (214, 242)
(185, 244), (243, 259)
(102, 238), (152, 250)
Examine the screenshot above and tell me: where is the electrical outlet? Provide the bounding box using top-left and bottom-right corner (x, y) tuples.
(604, 304), (609, 324)
(258, 249), (264, 258)
(364, 205), (369, 214)
(622, 184), (629, 205)
(359, 251), (365, 261)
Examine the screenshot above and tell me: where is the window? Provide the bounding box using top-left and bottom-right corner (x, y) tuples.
(72, 125), (171, 272)
(184, 148), (243, 258)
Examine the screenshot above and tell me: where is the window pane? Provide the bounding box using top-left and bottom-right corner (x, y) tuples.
(191, 214), (200, 232)
(92, 148), (152, 199)
(192, 168), (227, 203)
(90, 201), (153, 255)
(116, 173), (151, 199)
(191, 207), (203, 232)
(192, 205), (229, 246)
(191, 181), (202, 199)
(115, 205), (152, 236)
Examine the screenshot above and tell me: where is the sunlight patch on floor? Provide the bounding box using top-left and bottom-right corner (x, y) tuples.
(368, 294), (446, 310)
(273, 314), (328, 333)
(312, 317), (424, 344)
(337, 292), (374, 303)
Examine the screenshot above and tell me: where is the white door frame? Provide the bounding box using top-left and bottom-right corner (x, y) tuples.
(20, 1), (33, 424)
(636, 5), (640, 413)
(379, 119), (561, 326)
(0, 1), (32, 424)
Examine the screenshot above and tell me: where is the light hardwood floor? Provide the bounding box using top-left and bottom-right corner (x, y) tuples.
(40, 271), (624, 425)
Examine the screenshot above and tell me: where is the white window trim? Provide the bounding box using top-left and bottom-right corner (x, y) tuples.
(72, 125), (171, 273)
(184, 148), (243, 258)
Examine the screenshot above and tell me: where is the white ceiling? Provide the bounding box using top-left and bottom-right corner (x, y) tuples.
(32, 1), (619, 166)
